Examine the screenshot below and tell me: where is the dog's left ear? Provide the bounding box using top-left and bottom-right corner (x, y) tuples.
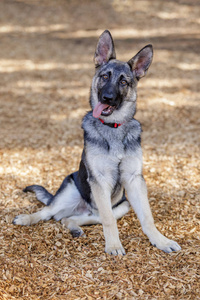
(94, 30), (116, 68)
(128, 45), (153, 80)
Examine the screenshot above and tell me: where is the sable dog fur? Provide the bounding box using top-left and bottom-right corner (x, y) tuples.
(13, 30), (181, 255)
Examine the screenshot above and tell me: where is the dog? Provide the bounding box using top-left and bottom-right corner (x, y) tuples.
(13, 30), (181, 255)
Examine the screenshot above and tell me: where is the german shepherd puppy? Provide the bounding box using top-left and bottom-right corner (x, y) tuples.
(13, 30), (181, 255)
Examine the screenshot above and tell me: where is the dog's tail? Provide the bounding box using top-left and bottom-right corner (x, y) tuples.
(23, 185), (53, 206)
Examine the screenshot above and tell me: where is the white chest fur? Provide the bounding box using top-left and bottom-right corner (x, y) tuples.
(86, 140), (143, 190)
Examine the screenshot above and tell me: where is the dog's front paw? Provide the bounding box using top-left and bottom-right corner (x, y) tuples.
(13, 214), (31, 226)
(151, 234), (181, 253)
(105, 244), (126, 256)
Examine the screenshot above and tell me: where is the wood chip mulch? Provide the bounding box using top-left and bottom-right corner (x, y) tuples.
(0, 1), (199, 299)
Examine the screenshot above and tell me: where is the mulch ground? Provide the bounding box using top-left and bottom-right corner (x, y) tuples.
(0, 0), (199, 299)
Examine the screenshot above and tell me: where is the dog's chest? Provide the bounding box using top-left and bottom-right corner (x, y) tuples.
(83, 114), (142, 186)
(86, 133), (133, 187)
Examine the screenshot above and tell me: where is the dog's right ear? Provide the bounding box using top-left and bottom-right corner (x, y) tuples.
(94, 30), (116, 68)
(128, 45), (153, 80)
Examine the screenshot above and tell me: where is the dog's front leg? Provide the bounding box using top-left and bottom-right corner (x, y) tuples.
(123, 172), (181, 253)
(90, 182), (125, 255)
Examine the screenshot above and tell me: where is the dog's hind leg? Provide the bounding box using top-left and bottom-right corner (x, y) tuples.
(61, 214), (101, 238)
(112, 200), (130, 220)
(13, 178), (82, 226)
(61, 200), (130, 239)
(13, 205), (54, 226)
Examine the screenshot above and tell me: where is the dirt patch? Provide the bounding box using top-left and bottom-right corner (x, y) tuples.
(0, 0), (199, 299)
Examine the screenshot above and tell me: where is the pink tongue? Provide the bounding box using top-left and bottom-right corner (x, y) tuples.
(93, 102), (109, 118)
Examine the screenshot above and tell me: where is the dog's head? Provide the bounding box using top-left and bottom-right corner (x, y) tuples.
(90, 30), (153, 124)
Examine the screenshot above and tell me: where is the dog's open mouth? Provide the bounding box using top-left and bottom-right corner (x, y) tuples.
(93, 102), (116, 118)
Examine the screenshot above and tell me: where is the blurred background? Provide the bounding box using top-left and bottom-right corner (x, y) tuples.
(0, 1), (199, 299)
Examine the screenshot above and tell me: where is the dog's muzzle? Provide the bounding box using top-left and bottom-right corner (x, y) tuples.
(93, 102), (116, 118)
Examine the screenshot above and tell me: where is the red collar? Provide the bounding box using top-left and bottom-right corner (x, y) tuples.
(99, 118), (122, 128)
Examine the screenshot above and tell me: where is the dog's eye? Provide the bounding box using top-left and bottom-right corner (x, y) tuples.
(120, 80), (127, 86)
(102, 74), (109, 80)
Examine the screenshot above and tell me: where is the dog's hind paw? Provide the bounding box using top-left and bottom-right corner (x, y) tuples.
(70, 228), (85, 238)
(13, 214), (32, 226)
(61, 217), (85, 238)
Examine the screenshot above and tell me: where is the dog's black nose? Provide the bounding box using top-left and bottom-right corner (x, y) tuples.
(102, 94), (114, 103)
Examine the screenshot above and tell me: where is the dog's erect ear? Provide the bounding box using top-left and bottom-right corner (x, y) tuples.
(128, 45), (153, 80)
(94, 30), (116, 68)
